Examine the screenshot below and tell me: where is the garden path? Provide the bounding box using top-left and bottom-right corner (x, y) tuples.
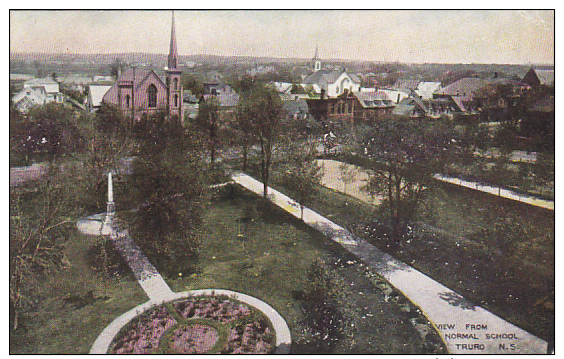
(317, 159), (554, 211)
(231, 172), (548, 354)
(76, 216), (173, 301)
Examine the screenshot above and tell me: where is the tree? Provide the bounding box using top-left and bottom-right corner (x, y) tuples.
(233, 102), (254, 171)
(362, 117), (463, 247)
(10, 165), (86, 331)
(242, 82), (283, 197)
(280, 142), (323, 219)
(127, 112), (206, 276)
(194, 96), (221, 165)
(110, 58), (126, 79)
(338, 161), (357, 195)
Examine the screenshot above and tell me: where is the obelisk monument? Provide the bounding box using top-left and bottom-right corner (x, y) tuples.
(101, 171), (115, 235)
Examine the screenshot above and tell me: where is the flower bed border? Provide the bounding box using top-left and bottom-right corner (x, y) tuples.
(90, 289), (291, 354)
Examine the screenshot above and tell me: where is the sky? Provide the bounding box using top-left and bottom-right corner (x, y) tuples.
(9, 10), (555, 65)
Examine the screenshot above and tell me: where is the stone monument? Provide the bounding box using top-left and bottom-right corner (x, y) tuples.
(101, 171), (115, 235)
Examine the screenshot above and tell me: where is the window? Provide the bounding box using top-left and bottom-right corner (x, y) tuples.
(173, 78), (179, 91)
(174, 94), (178, 107)
(125, 95), (130, 108)
(147, 84), (157, 108)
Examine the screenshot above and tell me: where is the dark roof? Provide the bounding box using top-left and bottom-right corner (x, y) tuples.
(434, 77), (487, 99)
(282, 99), (309, 114)
(302, 69), (342, 86)
(391, 79), (420, 92)
(353, 91), (395, 108)
(393, 96), (428, 115)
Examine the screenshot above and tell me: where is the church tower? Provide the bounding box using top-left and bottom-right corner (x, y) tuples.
(312, 44), (322, 72)
(166, 11), (183, 119)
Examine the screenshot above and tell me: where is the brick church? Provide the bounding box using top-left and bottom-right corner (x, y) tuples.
(102, 12), (183, 120)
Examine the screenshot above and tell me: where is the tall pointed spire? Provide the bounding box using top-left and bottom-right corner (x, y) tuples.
(313, 44), (319, 61)
(167, 11), (178, 70)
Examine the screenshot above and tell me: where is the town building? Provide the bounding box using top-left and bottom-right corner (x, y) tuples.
(102, 12), (183, 121)
(87, 85), (112, 112)
(521, 68), (555, 88)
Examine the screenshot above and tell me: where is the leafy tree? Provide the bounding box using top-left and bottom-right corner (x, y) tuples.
(194, 96), (221, 165)
(110, 58), (126, 79)
(280, 142), (323, 219)
(241, 82), (283, 197)
(362, 117), (464, 247)
(126, 112), (206, 275)
(181, 73), (205, 98)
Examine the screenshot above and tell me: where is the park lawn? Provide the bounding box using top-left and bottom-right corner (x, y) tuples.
(164, 186), (438, 354)
(9, 230), (147, 354)
(256, 163), (554, 343)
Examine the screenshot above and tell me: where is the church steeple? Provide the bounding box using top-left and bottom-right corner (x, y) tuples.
(312, 44), (321, 72)
(165, 11), (182, 119)
(167, 11), (178, 70)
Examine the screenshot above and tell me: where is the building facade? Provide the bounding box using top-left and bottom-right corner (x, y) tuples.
(102, 12), (183, 121)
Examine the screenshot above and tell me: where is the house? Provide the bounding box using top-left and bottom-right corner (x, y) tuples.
(24, 77), (60, 94)
(200, 92), (240, 121)
(58, 75), (92, 92)
(433, 77), (488, 113)
(521, 68), (555, 88)
(11, 87), (50, 113)
(282, 98), (311, 121)
(353, 91), (395, 121)
(306, 93), (356, 123)
(390, 79), (420, 93)
(392, 97), (428, 118)
(415, 82), (442, 100)
(101, 13), (183, 120)
(87, 85), (112, 112)
(377, 88), (410, 104)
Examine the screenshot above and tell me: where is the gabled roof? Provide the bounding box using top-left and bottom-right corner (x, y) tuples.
(415, 82), (442, 100)
(534, 69), (555, 86)
(102, 68), (167, 105)
(302, 69), (342, 86)
(24, 77), (58, 87)
(89, 85), (112, 108)
(391, 79), (420, 92)
(434, 77), (487, 98)
(282, 99), (309, 115)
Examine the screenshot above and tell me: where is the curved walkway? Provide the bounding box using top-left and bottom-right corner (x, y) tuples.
(231, 172), (548, 354)
(77, 216), (291, 354)
(90, 289), (291, 354)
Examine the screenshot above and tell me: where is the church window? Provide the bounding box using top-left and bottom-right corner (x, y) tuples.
(173, 78), (179, 91)
(125, 95), (130, 108)
(148, 84), (157, 108)
(174, 94), (179, 107)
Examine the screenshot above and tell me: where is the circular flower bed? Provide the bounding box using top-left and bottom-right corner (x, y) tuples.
(108, 295), (276, 354)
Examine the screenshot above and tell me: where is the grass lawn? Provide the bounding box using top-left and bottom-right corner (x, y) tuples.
(253, 162), (554, 343)
(162, 186), (443, 354)
(9, 230), (148, 354)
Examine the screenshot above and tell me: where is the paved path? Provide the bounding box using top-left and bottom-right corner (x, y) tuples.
(231, 172), (548, 354)
(76, 216), (173, 301)
(317, 159), (553, 211)
(434, 174), (554, 210)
